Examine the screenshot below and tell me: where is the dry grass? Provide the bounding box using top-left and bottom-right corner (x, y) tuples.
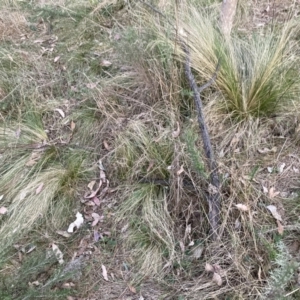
(0, 0), (300, 299)
(0, 10), (29, 41)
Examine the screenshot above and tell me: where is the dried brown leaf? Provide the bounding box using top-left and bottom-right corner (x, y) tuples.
(56, 230), (71, 238)
(176, 165), (185, 176)
(102, 264), (109, 281)
(85, 180), (102, 199)
(235, 203), (249, 212)
(100, 60), (112, 67)
(52, 243), (64, 264)
(87, 180), (96, 191)
(91, 213), (102, 227)
(205, 263), (214, 272)
(54, 56), (60, 63)
(100, 169), (106, 181)
(277, 220), (284, 235)
(212, 272), (222, 286)
(55, 108), (65, 118)
(269, 187), (280, 199)
(93, 197), (101, 206)
(258, 147), (277, 154)
(266, 205), (283, 222)
(103, 140), (110, 150)
(128, 284), (137, 294)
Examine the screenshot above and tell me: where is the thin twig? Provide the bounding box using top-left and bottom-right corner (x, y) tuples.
(198, 62), (220, 93)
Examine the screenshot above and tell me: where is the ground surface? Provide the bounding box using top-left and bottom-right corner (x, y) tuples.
(1, 0), (300, 299)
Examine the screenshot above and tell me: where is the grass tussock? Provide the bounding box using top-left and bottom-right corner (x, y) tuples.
(1, 0), (300, 298)
(117, 184), (176, 278)
(0, 10), (28, 41)
(0, 121), (90, 260)
(173, 4), (300, 118)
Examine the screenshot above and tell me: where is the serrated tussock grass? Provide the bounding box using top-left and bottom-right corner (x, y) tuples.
(116, 184), (176, 278)
(174, 4), (300, 119)
(0, 120), (91, 263)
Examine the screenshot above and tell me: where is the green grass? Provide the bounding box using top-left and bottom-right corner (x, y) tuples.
(164, 3), (300, 119)
(0, 0), (300, 299)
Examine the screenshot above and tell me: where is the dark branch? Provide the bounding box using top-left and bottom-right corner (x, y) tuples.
(182, 41), (221, 240)
(138, 0), (222, 240)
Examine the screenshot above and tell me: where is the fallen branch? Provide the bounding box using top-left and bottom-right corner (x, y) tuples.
(182, 41), (221, 240)
(138, 0), (222, 240)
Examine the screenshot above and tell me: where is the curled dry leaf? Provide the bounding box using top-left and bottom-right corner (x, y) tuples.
(277, 220), (284, 235)
(257, 147), (277, 154)
(103, 140), (110, 150)
(91, 213), (102, 227)
(87, 180), (96, 191)
(100, 169), (106, 182)
(205, 263), (214, 272)
(0, 206), (8, 214)
(235, 204), (249, 212)
(52, 243), (64, 264)
(54, 56), (60, 63)
(212, 272), (222, 286)
(56, 230), (71, 238)
(85, 180), (102, 199)
(176, 165), (185, 176)
(266, 205), (283, 222)
(67, 212), (84, 233)
(93, 197), (101, 206)
(29, 281), (40, 286)
(101, 60), (112, 67)
(102, 264), (109, 281)
(128, 284), (137, 294)
(269, 187), (280, 199)
(172, 121), (180, 138)
(55, 108), (65, 118)
(188, 240), (195, 247)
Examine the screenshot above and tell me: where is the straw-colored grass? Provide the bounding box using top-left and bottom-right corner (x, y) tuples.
(1, 0), (300, 299)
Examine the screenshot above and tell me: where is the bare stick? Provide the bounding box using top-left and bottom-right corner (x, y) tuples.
(182, 42), (221, 239)
(138, 0), (221, 240)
